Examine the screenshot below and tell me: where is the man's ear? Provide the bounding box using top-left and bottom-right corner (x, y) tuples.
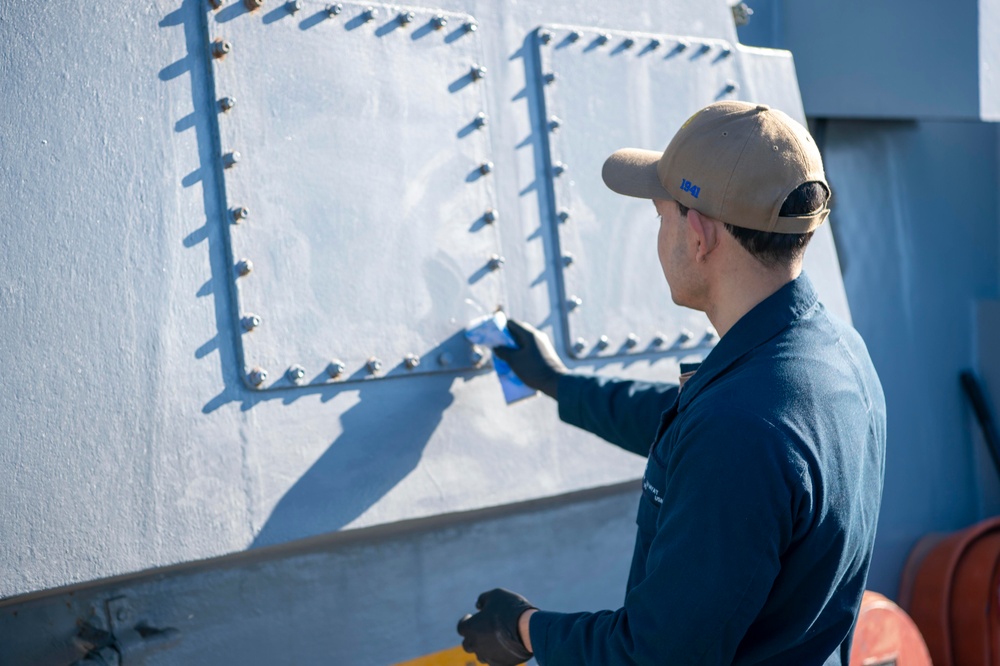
(687, 208), (719, 262)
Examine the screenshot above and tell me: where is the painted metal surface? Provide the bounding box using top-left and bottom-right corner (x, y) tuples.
(819, 118), (1000, 596)
(0, 0), (752, 602)
(0, 485), (640, 665)
(739, 0), (1000, 121)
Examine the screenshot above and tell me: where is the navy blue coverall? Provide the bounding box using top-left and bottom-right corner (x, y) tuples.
(529, 275), (886, 665)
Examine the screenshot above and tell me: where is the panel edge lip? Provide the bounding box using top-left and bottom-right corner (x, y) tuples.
(203, 2), (257, 393)
(532, 25), (574, 363)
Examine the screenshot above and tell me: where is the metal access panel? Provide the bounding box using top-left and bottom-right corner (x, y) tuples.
(537, 25), (757, 359)
(208, 3), (501, 389)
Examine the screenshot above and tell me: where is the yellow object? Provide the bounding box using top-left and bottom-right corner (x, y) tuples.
(394, 645), (486, 666)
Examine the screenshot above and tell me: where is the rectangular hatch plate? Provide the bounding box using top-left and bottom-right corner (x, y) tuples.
(208, 2), (502, 389)
(536, 25), (746, 359)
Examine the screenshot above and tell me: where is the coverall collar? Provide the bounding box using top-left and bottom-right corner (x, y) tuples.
(677, 273), (820, 412)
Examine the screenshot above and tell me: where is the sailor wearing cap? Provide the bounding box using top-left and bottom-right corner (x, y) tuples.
(459, 101), (886, 665)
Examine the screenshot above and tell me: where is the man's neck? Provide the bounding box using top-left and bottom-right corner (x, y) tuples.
(703, 263), (800, 338)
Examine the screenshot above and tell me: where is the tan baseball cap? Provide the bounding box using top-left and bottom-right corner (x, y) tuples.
(602, 101), (830, 233)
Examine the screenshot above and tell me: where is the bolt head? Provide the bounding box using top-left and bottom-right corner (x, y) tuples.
(597, 335), (610, 350)
(249, 367), (268, 386)
(652, 333), (666, 347)
(464, 20), (478, 32)
(568, 296), (582, 310)
(471, 65), (487, 80)
(470, 346), (485, 365)
(404, 354), (420, 370)
(572, 338), (587, 354)
(212, 40), (232, 58)
(568, 31), (581, 42)
(224, 151), (241, 168)
(557, 210), (570, 223)
(438, 352), (453, 366)
(677, 329), (693, 344)
(705, 326), (719, 341)
(649, 38), (661, 50)
(207, 0), (223, 9)
(286, 0), (301, 13)
(287, 365), (306, 382)
(236, 258), (254, 276)
(474, 112), (488, 128)
(366, 357), (382, 374)
(733, 2), (754, 26)
(483, 209), (498, 223)
(242, 314), (261, 331)
(549, 116), (561, 131)
(326, 3), (342, 15)
(232, 206), (249, 222)
(243, 0), (264, 10)
(399, 11), (415, 24)
(562, 253), (574, 267)
(724, 80), (738, 93)
(553, 162), (566, 176)
(488, 254), (505, 271)
(479, 161), (494, 175)
(598, 33), (610, 44)
(431, 15), (447, 29)
(539, 30), (553, 44)
(220, 96), (236, 111)
(625, 333), (640, 348)
(327, 360), (345, 378)
(676, 39), (689, 51)
(544, 72), (557, 84)
(623, 38), (635, 49)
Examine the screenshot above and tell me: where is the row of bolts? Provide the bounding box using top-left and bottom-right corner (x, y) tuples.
(209, 0), (734, 61)
(208, 0), (479, 32)
(244, 327), (717, 387)
(210, 12), (725, 385)
(247, 349), (488, 388)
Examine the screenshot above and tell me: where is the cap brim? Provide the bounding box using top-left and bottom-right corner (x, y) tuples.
(602, 148), (674, 200)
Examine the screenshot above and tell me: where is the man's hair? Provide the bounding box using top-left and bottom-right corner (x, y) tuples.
(677, 181), (829, 268)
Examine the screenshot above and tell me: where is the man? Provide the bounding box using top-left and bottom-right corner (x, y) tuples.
(457, 101), (886, 665)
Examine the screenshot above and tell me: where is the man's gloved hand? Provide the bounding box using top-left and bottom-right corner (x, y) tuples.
(493, 319), (568, 399)
(457, 588), (536, 666)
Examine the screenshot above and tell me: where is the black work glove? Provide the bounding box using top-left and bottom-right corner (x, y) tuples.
(457, 588), (536, 666)
(492, 319), (568, 399)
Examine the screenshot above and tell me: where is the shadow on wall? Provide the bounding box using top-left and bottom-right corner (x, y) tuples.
(251, 371), (457, 548)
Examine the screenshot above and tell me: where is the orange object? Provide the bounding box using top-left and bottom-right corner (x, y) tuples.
(393, 645), (486, 666)
(899, 516), (1000, 666)
(850, 590), (932, 666)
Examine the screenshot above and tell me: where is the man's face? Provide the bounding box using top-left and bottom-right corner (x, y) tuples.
(654, 198), (701, 309)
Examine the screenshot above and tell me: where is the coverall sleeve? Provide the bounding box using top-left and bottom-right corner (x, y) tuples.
(556, 374), (678, 457)
(528, 408), (800, 665)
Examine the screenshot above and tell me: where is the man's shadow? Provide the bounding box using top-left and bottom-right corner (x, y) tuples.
(251, 363), (458, 548)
